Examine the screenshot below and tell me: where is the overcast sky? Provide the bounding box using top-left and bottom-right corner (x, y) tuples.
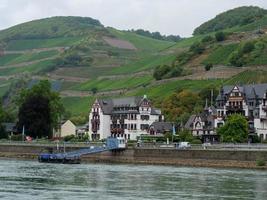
(0, 0), (266, 37)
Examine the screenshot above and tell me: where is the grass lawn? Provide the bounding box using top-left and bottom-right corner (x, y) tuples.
(62, 96), (95, 116)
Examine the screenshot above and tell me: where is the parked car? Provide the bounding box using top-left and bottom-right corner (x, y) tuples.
(177, 142), (191, 149)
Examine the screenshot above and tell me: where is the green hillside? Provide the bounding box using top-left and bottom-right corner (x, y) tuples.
(194, 6), (267, 35)
(1, 7), (267, 120)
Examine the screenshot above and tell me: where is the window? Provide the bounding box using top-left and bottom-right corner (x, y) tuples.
(141, 115), (150, 120)
(141, 124), (149, 130)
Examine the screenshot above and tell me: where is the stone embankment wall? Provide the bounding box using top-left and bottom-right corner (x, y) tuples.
(0, 144), (267, 169)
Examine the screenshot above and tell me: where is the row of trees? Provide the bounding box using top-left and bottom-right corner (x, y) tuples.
(129, 29), (181, 42)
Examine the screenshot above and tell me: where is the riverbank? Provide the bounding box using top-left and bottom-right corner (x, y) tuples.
(0, 144), (267, 169)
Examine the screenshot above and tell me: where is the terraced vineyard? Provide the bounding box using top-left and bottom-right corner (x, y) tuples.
(1, 8), (267, 119)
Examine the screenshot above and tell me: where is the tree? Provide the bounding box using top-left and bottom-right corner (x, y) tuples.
(0, 103), (8, 139)
(91, 87), (98, 95)
(17, 95), (52, 138)
(217, 114), (248, 143)
(161, 90), (202, 122)
(17, 80), (64, 138)
(215, 31), (226, 42)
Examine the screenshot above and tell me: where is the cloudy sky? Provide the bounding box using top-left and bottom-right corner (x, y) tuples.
(0, 0), (266, 37)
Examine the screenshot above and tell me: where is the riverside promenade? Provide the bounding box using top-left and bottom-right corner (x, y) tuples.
(0, 142), (267, 169)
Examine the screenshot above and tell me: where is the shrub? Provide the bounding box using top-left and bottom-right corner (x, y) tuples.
(190, 42), (205, 54)
(241, 41), (255, 54)
(91, 87), (98, 94)
(229, 51), (244, 67)
(63, 134), (75, 142)
(153, 65), (171, 80)
(205, 63), (213, 71)
(11, 134), (25, 141)
(202, 35), (214, 43)
(256, 159), (266, 166)
(215, 32), (226, 42)
(191, 139), (202, 144)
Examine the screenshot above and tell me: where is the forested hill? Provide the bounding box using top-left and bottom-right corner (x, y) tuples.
(0, 16), (103, 42)
(193, 6), (267, 35)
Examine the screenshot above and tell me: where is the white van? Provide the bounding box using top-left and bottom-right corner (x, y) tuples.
(177, 142), (191, 149)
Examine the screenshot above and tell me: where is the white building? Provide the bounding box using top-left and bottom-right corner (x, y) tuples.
(88, 96), (164, 140)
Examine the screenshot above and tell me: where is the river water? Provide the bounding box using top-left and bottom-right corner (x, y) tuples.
(0, 159), (266, 200)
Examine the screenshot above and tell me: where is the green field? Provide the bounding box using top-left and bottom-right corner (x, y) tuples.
(62, 96), (95, 116)
(6, 37), (82, 50)
(71, 75), (153, 91)
(0, 50), (58, 66)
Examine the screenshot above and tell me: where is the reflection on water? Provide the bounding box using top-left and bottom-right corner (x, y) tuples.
(0, 159), (266, 199)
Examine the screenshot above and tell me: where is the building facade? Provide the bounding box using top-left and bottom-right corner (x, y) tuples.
(185, 105), (219, 142)
(186, 84), (267, 142)
(215, 84), (267, 140)
(89, 96), (164, 140)
(60, 120), (76, 138)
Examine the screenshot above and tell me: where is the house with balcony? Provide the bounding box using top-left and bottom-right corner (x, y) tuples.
(185, 83), (267, 142)
(88, 95), (164, 140)
(215, 83), (267, 140)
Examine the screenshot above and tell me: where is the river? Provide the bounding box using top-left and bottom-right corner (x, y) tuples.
(0, 159), (266, 199)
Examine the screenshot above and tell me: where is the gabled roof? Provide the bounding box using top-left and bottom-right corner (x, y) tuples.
(150, 122), (172, 132)
(97, 96), (161, 115)
(185, 115), (196, 129)
(219, 83), (267, 99)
